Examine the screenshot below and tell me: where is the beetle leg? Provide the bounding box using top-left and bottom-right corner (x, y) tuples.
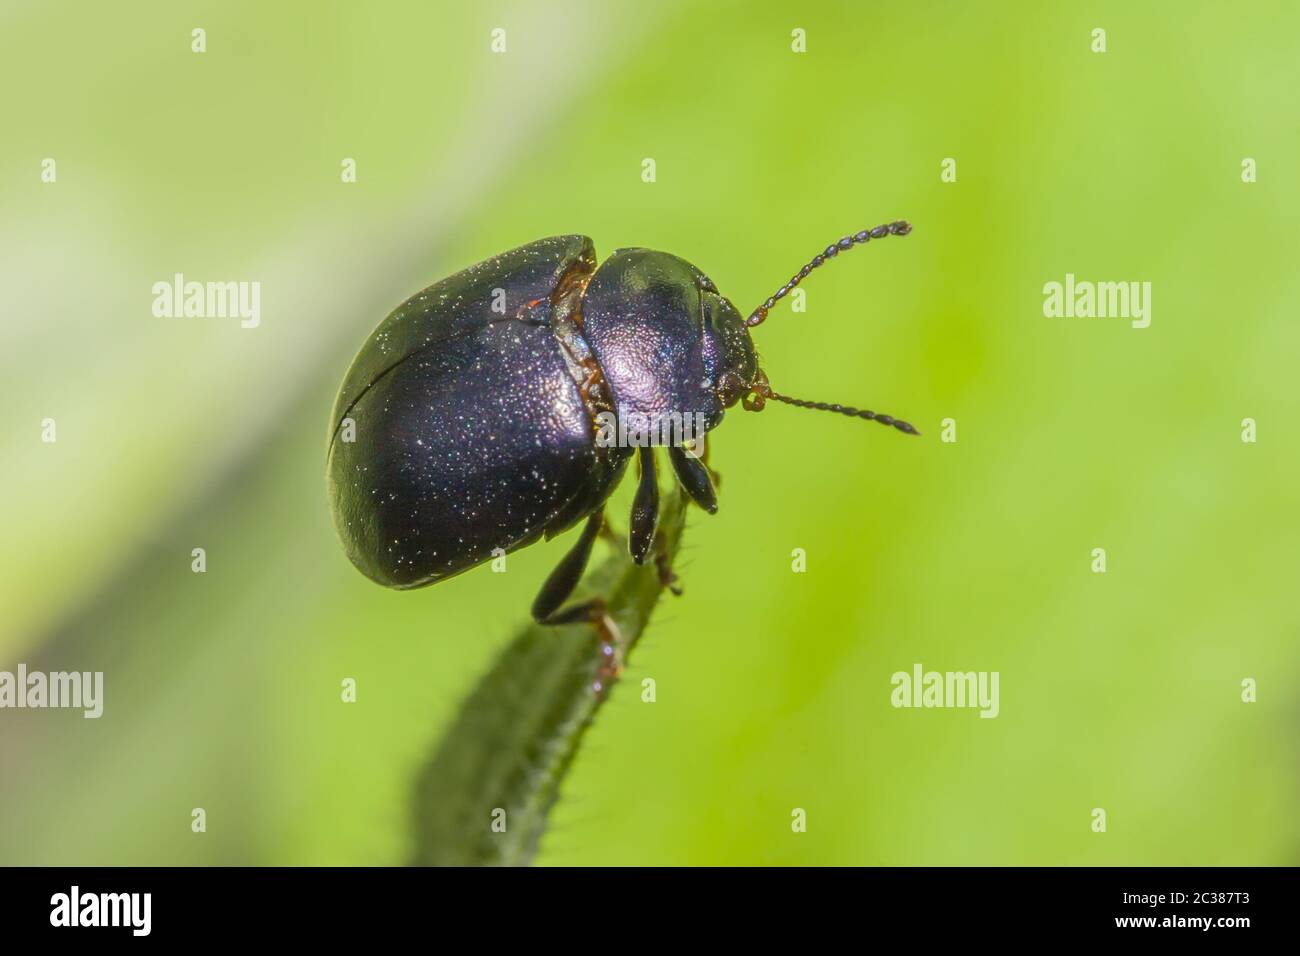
(655, 550), (683, 596)
(531, 510), (623, 653)
(628, 446), (659, 566)
(514, 297), (549, 326)
(537, 596), (621, 645)
(531, 509), (604, 623)
(668, 445), (718, 514)
(537, 594), (623, 697)
(692, 433), (722, 492)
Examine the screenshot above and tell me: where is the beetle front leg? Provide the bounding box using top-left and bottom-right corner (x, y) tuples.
(628, 446), (659, 566)
(668, 445), (718, 514)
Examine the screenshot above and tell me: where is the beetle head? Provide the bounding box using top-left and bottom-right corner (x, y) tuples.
(700, 287), (758, 409)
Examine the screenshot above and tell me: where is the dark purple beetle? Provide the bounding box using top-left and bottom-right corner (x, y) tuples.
(327, 223), (915, 637)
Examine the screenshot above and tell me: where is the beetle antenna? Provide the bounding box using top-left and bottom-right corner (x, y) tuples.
(746, 220), (912, 328)
(741, 373), (919, 436)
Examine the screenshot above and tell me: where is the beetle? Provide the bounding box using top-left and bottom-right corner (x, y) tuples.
(327, 221), (917, 645)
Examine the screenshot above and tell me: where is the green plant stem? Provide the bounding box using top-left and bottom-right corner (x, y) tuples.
(410, 489), (688, 866)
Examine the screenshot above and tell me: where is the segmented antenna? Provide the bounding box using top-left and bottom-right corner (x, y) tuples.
(746, 220), (912, 328)
(767, 391), (919, 435)
(741, 374), (919, 436)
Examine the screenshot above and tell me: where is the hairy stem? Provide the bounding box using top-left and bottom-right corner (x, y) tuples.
(410, 488), (688, 866)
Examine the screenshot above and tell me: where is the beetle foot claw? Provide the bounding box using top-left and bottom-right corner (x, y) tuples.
(655, 553), (683, 596)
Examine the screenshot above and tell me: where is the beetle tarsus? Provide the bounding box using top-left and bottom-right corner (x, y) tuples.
(655, 551), (683, 596)
(591, 615), (623, 700)
(534, 595), (624, 698)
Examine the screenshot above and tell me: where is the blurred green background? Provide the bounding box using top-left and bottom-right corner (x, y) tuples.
(2, 0), (1297, 865)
